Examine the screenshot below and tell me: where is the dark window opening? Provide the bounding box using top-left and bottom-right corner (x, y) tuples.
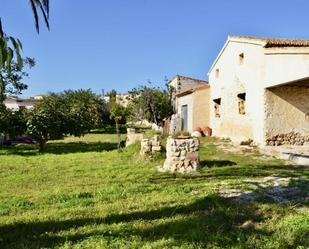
(237, 93), (246, 115)
(215, 69), (220, 78)
(213, 98), (221, 118)
(239, 53), (244, 64)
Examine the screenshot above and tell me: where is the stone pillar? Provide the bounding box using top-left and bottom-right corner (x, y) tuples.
(161, 137), (200, 173)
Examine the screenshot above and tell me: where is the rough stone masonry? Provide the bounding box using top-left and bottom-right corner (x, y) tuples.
(140, 135), (162, 155)
(161, 137), (200, 173)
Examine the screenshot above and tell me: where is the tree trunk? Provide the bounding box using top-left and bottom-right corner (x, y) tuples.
(116, 121), (121, 149)
(38, 138), (47, 152)
(150, 103), (158, 125)
(39, 134), (48, 152)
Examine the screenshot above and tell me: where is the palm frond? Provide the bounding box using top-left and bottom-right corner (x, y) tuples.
(29, 0), (50, 33)
(37, 1), (50, 30)
(0, 19), (3, 38)
(29, 0), (40, 33)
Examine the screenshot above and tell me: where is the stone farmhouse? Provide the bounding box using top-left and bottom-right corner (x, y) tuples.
(208, 36), (309, 146)
(174, 35), (309, 146)
(168, 75), (208, 113)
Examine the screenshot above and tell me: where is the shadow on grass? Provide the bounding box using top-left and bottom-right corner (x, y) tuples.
(149, 164), (309, 183)
(1, 142), (118, 156)
(200, 159), (237, 168)
(0, 195), (267, 249)
(0, 177), (308, 248)
(90, 125), (127, 134)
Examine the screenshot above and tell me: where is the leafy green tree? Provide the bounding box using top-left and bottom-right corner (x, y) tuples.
(0, 105), (27, 139)
(26, 94), (66, 151)
(0, 108), (27, 139)
(63, 89), (103, 136)
(106, 89), (117, 104)
(0, 57), (35, 102)
(110, 103), (129, 149)
(129, 85), (173, 126)
(26, 90), (103, 151)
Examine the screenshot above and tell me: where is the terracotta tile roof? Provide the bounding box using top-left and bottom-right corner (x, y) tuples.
(175, 84), (209, 97)
(229, 35), (309, 48)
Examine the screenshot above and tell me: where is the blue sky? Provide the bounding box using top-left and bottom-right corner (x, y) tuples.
(1, 0), (309, 97)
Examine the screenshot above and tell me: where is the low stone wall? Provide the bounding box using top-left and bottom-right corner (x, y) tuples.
(161, 137), (199, 173)
(140, 135), (161, 155)
(266, 132), (309, 146)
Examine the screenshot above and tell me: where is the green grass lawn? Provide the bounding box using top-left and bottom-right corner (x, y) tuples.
(0, 134), (308, 249)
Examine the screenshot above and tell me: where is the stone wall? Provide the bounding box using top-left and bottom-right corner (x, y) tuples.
(140, 135), (161, 155)
(264, 85), (309, 146)
(161, 137), (199, 173)
(266, 132), (309, 146)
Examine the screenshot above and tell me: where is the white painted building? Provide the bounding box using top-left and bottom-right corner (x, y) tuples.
(4, 96), (39, 111)
(208, 35), (309, 146)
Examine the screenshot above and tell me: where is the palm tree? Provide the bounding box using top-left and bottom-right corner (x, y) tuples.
(29, 0), (50, 33)
(0, 0), (50, 99)
(0, 0), (50, 68)
(1, 0), (50, 35)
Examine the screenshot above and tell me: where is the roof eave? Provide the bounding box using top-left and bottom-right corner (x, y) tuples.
(207, 36), (266, 76)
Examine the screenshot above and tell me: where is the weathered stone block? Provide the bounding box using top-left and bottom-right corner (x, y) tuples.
(152, 146), (161, 152)
(140, 136), (162, 155)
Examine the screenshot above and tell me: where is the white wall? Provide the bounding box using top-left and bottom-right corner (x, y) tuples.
(3, 99), (20, 111)
(4, 99), (35, 110)
(265, 85), (309, 137)
(177, 94), (193, 132)
(209, 41), (266, 144)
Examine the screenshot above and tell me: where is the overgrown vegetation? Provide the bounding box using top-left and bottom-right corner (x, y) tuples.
(0, 135), (308, 249)
(128, 84), (173, 126)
